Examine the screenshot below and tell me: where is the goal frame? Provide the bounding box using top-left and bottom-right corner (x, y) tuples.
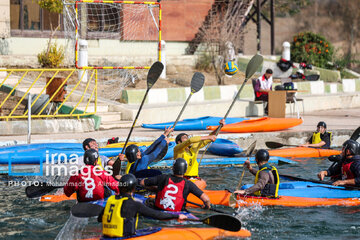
(74, 0), (162, 70)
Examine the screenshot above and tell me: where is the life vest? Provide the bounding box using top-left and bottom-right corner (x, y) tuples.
(102, 195), (139, 238)
(311, 132), (332, 148)
(342, 161), (355, 180)
(125, 160), (150, 174)
(255, 75), (272, 98)
(182, 149), (199, 177)
(254, 165), (279, 198)
(97, 157), (104, 170)
(155, 177), (185, 211)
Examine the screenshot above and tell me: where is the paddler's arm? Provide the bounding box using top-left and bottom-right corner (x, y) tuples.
(136, 201), (187, 220)
(209, 119), (226, 136)
(64, 175), (78, 197)
(236, 171), (270, 195)
(188, 181), (211, 209)
(191, 135), (217, 151)
(174, 136), (204, 155)
(333, 161), (360, 186)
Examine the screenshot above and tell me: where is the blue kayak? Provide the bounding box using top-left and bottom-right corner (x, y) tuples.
(150, 156), (295, 168)
(242, 181), (360, 198)
(142, 116), (247, 131)
(1, 147), (147, 164)
(208, 138), (242, 156)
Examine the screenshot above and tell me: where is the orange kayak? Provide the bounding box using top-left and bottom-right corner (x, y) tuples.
(187, 189), (360, 207)
(269, 147), (341, 158)
(207, 117), (303, 133)
(82, 227), (251, 239)
(189, 178), (207, 190)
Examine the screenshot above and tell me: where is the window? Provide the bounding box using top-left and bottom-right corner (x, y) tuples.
(10, 0), (63, 37)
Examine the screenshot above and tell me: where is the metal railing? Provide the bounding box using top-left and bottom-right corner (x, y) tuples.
(0, 68), (97, 120)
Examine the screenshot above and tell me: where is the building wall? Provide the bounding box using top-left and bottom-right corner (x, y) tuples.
(0, 0), (10, 38)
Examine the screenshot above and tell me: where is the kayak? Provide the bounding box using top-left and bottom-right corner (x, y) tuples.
(188, 178), (207, 190)
(150, 156), (295, 168)
(269, 147), (341, 158)
(0, 147), (130, 164)
(106, 141), (175, 160)
(207, 117), (303, 133)
(207, 138), (243, 156)
(142, 116), (248, 131)
(186, 189), (360, 207)
(242, 181), (360, 198)
(82, 227), (251, 240)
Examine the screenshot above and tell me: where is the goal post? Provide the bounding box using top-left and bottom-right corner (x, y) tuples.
(64, 0), (162, 70)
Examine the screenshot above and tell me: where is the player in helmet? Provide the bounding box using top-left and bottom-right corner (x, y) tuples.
(234, 149), (280, 198)
(64, 149), (120, 202)
(140, 158), (211, 211)
(301, 121), (332, 148)
(173, 119), (224, 180)
(117, 127), (173, 175)
(99, 174), (187, 238)
(318, 139), (360, 186)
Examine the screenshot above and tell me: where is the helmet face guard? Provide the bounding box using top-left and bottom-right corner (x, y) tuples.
(175, 133), (188, 144)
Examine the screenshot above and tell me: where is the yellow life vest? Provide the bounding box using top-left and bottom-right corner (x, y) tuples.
(182, 149), (199, 177)
(96, 157), (104, 170)
(102, 195), (139, 238)
(254, 165), (280, 198)
(125, 161), (150, 174)
(311, 132), (332, 145)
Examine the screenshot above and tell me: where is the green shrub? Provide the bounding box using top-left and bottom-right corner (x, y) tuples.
(195, 53), (214, 72)
(291, 32), (334, 68)
(37, 41), (64, 68)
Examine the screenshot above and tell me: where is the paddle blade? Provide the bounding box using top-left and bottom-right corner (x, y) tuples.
(202, 214), (241, 232)
(245, 54), (263, 79)
(25, 183), (60, 198)
(190, 72), (205, 93)
(350, 127), (360, 141)
(265, 141), (284, 149)
(147, 61), (164, 89)
(134, 169), (162, 178)
(71, 203), (104, 218)
(245, 140), (257, 156)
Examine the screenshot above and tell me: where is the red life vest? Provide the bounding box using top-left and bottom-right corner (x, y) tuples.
(342, 161), (355, 180)
(255, 75), (269, 98)
(75, 166), (106, 201)
(155, 177), (185, 211)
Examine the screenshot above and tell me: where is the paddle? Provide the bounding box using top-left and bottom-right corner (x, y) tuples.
(228, 141), (256, 207)
(265, 141), (298, 149)
(112, 62), (164, 176)
(186, 214), (241, 232)
(185, 200), (228, 214)
(71, 203), (241, 232)
(198, 54), (264, 165)
(280, 174), (360, 190)
(350, 126), (360, 141)
(134, 169), (162, 178)
(154, 72), (205, 162)
(236, 141), (257, 190)
(25, 182), (64, 198)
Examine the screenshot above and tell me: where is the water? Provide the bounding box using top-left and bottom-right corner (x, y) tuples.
(1, 158), (360, 239)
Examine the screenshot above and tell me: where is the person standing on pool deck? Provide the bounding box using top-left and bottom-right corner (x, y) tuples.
(300, 121), (332, 148)
(98, 174), (187, 238)
(234, 149), (280, 197)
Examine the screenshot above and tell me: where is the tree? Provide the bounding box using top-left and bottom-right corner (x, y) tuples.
(193, 0), (254, 85)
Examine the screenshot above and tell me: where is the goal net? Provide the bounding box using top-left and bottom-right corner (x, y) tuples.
(62, 0), (161, 100)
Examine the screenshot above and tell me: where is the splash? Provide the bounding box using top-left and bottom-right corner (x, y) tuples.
(55, 215), (88, 240)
